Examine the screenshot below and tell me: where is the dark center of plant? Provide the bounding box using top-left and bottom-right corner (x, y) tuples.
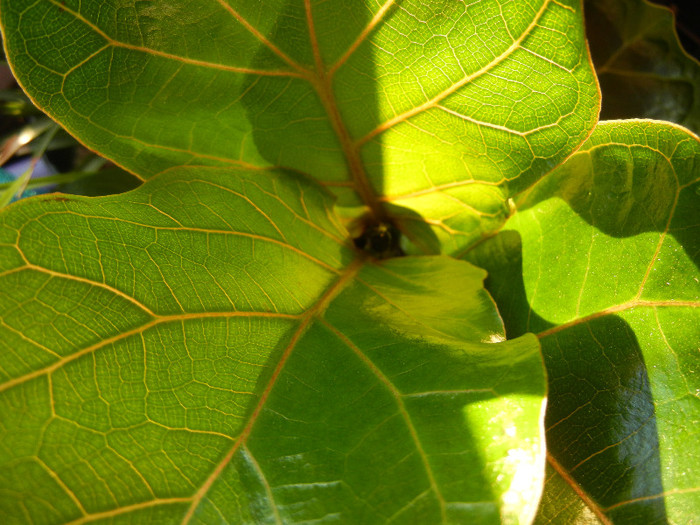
(353, 219), (404, 259)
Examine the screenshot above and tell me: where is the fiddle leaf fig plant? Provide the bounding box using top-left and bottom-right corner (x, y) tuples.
(0, 0), (697, 524)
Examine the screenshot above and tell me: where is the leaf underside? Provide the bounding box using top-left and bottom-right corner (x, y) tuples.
(1, 0), (698, 523)
(0, 167), (546, 524)
(0, 0), (599, 254)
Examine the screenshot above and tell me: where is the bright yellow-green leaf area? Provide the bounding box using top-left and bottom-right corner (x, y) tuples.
(1, 0), (599, 254)
(0, 167), (546, 524)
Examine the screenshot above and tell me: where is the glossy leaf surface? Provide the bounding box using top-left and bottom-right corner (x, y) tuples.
(585, 0), (700, 134)
(467, 120), (700, 523)
(0, 0), (599, 253)
(0, 167), (546, 524)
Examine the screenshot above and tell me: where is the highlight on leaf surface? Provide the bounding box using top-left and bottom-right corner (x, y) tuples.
(0, 0), (600, 255)
(0, 166), (547, 524)
(467, 120), (700, 524)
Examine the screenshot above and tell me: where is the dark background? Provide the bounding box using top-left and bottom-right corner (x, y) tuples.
(651, 0), (700, 59)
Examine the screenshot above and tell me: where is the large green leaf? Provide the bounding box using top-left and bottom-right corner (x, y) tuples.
(585, 0), (700, 134)
(0, 0), (599, 253)
(0, 167), (546, 524)
(466, 120), (700, 522)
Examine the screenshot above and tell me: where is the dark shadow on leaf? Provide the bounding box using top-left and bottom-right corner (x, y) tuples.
(516, 148), (700, 274)
(584, 0), (700, 134)
(240, 0), (384, 210)
(58, 167), (142, 197)
(543, 315), (667, 523)
(463, 230), (554, 338)
(382, 202), (442, 256)
(668, 180), (700, 274)
(464, 232), (668, 522)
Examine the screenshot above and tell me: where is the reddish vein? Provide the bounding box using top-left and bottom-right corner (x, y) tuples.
(328, 0), (397, 77)
(214, 0), (310, 75)
(303, 0), (384, 220)
(181, 258), (364, 523)
(320, 318), (447, 522)
(64, 498), (192, 525)
(53, 0), (305, 77)
(355, 0), (553, 147)
(536, 299), (699, 339)
(0, 311), (300, 396)
(603, 487), (700, 512)
(547, 453), (613, 525)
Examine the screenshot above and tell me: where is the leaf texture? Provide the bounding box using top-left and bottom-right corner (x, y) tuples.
(533, 465), (603, 525)
(0, 0), (599, 254)
(466, 120), (700, 523)
(0, 167), (546, 524)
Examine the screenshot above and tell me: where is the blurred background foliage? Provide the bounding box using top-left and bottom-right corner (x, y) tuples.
(0, 45), (141, 206)
(586, 0), (700, 132)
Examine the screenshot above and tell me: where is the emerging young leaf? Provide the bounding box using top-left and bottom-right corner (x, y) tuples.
(0, 0), (599, 254)
(0, 167), (546, 524)
(467, 120), (700, 523)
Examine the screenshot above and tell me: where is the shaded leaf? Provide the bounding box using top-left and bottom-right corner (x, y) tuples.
(0, 167), (546, 524)
(534, 464), (604, 525)
(465, 120), (700, 523)
(56, 167), (142, 197)
(585, 0), (700, 133)
(0, 0), (599, 254)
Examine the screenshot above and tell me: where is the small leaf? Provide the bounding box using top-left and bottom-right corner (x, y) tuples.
(466, 120), (700, 523)
(0, 167), (546, 524)
(586, 0), (700, 133)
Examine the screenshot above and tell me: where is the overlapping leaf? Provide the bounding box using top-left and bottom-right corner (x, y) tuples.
(0, 167), (545, 524)
(585, 0), (700, 134)
(466, 120), (700, 523)
(0, 0), (599, 254)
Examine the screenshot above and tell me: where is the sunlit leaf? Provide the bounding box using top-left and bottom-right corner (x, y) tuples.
(5, 1), (697, 523)
(0, 167), (546, 524)
(0, 0), (599, 253)
(466, 120), (700, 522)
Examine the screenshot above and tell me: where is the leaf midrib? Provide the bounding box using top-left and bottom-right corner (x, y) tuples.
(50, 0), (563, 216)
(546, 452), (613, 525)
(180, 256), (365, 523)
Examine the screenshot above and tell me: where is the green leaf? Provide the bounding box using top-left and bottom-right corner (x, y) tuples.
(533, 465), (603, 525)
(0, 167), (546, 524)
(585, 0), (700, 134)
(0, 0), (599, 254)
(466, 120), (700, 522)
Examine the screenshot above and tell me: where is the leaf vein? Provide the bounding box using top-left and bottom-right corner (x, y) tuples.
(319, 319), (448, 524)
(355, 0), (555, 146)
(180, 258), (364, 523)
